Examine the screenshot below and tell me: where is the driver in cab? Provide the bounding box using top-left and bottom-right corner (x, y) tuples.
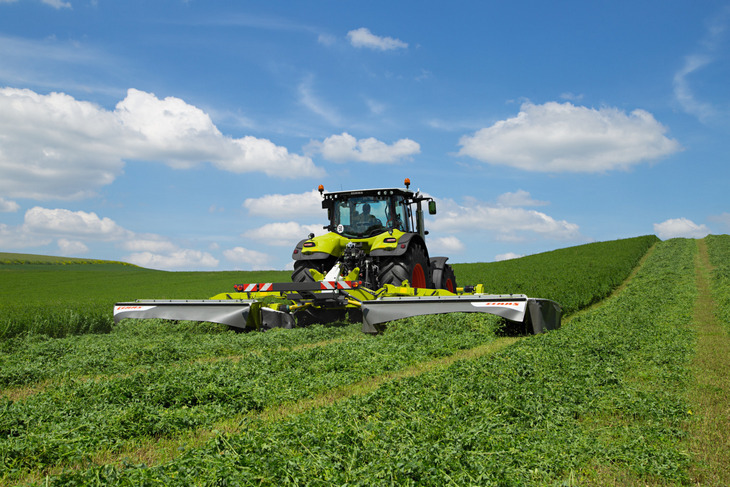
(354, 203), (382, 228)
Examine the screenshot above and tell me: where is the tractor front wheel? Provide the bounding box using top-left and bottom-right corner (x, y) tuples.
(292, 257), (336, 283)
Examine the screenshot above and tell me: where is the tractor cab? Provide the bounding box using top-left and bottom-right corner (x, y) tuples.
(320, 179), (435, 240)
(325, 191), (411, 238)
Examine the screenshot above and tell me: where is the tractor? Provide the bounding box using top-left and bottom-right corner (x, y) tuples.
(292, 178), (456, 293)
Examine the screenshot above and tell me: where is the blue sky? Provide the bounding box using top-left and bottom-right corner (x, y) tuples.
(1, 0), (729, 271)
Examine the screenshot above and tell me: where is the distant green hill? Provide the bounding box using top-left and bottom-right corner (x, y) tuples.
(0, 252), (136, 266)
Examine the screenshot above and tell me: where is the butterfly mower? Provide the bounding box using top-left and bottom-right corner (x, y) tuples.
(114, 180), (562, 334)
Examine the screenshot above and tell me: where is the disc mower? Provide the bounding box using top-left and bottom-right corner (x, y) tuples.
(114, 180), (562, 334)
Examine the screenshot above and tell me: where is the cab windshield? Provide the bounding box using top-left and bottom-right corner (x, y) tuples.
(332, 195), (408, 238)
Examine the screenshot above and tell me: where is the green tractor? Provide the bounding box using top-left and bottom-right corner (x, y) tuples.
(292, 179), (457, 292)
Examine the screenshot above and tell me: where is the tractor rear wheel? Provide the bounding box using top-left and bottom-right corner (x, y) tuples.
(379, 243), (430, 288)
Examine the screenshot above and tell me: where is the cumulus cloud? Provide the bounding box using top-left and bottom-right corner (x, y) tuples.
(0, 87), (322, 200)
(58, 238), (88, 255)
(496, 190), (547, 207)
(24, 207), (133, 240)
(0, 197), (19, 212)
(223, 246), (272, 270)
(0, 222), (51, 249)
(243, 190), (323, 218)
(458, 102), (682, 172)
(121, 236), (179, 253)
(308, 132), (420, 163)
(126, 249), (219, 270)
(243, 221), (325, 247)
(0, 205), (218, 270)
(495, 252), (523, 262)
(429, 236), (465, 254)
(430, 198), (581, 242)
(654, 218), (710, 240)
(347, 27), (408, 51)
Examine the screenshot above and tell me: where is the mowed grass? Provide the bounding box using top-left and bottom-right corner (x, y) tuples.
(11, 237), (699, 486)
(4, 236), (728, 485)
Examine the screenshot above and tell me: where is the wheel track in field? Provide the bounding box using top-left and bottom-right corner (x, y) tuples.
(11, 247), (658, 485)
(688, 237), (730, 486)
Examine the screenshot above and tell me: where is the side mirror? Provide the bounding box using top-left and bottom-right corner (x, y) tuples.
(428, 200), (437, 215)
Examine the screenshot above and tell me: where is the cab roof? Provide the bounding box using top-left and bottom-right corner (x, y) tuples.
(322, 187), (414, 200)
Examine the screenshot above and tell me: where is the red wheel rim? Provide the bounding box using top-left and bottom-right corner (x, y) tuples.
(445, 278), (454, 293)
(411, 263), (426, 288)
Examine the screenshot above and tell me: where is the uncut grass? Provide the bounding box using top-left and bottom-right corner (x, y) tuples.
(0, 261), (290, 339)
(46, 239), (696, 486)
(0, 313), (502, 480)
(454, 235), (658, 315)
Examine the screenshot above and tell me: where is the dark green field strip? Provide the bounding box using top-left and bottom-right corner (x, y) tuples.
(705, 234), (730, 334)
(41, 238), (697, 486)
(0, 321), (364, 391)
(0, 252), (135, 265)
(454, 235), (658, 315)
(0, 314), (502, 480)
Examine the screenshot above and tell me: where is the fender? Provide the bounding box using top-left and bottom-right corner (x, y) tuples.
(292, 237), (338, 261)
(370, 232), (428, 258)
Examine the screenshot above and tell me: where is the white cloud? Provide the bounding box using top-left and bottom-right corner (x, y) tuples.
(0, 222), (51, 249)
(496, 190), (547, 207)
(458, 102), (682, 172)
(430, 198), (581, 242)
(58, 238), (88, 255)
(429, 236), (465, 254)
(0, 87), (322, 200)
(654, 218), (710, 240)
(126, 249), (219, 270)
(243, 221), (325, 247)
(298, 76), (341, 125)
(223, 246), (272, 270)
(495, 252), (523, 262)
(42, 0), (71, 9)
(347, 27), (408, 51)
(673, 6), (730, 122)
(243, 190), (323, 218)
(121, 236), (179, 253)
(0, 88), (128, 200)
(0, 197), (19, 212)
(24, 207), (133, 240)
(673, 55), (716, 122)
(2, 206), (218, 270)
(308, 132), (420, 163)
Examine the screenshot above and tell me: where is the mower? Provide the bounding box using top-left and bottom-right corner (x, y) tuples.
(114, 180), (562, 334)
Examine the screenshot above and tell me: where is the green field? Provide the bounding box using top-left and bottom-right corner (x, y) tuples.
(1, 235), (728, 485)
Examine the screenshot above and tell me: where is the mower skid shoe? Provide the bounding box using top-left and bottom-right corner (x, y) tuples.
(525, 298), (562, 334)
